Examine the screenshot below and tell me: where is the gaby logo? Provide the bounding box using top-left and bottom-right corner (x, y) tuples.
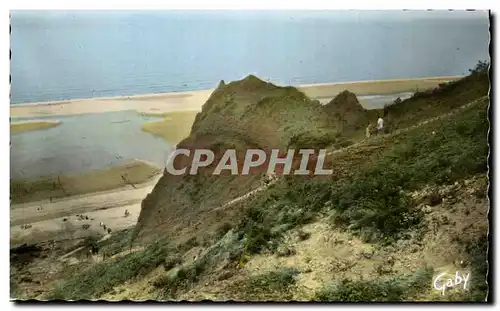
(165, 148), (333, 176)
(433, 270), (470, 296)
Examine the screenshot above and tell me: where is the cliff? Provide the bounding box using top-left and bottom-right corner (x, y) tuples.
(134, 75), (340, 241)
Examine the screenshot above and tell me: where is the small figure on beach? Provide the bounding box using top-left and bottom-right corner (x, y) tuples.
(124, 209), (130, 217)
(100, 221), (104, 227)
(107, 228), (112, 234)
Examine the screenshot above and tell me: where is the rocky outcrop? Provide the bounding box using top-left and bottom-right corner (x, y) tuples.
(323, 90), (369, 132)
(133, 75), (338, 242)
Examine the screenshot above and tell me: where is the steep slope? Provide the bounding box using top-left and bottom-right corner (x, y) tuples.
(134, 75), (340, 242)
(40, 89), (489, 302)
(26, 65), (489, 301)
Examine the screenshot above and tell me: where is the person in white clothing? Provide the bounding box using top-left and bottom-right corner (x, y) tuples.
(377, 116), (384, 134)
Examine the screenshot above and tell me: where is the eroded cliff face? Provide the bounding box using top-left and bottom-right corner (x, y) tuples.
(134, 75), (340, 242)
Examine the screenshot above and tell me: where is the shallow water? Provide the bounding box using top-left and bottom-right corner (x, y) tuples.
(10, 111), (173, 179)
(317, 92), (414, 109)
(358, 92), (414, 109)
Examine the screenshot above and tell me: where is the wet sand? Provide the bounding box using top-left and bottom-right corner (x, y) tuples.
(140, 111), (199, 144)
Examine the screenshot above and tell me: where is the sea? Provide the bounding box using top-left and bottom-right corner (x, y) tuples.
(9, 10), (490, 179)
(10, 10), (490, 104)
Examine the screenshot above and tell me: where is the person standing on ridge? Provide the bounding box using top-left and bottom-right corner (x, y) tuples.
(377, 116), (384, 135)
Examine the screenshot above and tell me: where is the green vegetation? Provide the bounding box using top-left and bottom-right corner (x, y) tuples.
(315, 267), (434, 302)
(98, 228), (134, 257)
(288, 131), (353, 150)
(131, 65), (489, 302)
(154, 260), (207, 300)
(47, 240), (171, 300)
(330, 98), (488, 242)
(231, 268), (300, 300)
(378, 64), (489, 132)
(234, 95), (488, 254)
(445, 232), (489, 302)
(190, 75), (339, 151)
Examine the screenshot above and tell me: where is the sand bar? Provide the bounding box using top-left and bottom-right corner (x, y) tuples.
(140, 110), (199, 144)
(10, 76), (463, 118)
(10, 120), (61, 133)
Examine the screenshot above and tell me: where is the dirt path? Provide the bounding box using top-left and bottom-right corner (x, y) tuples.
(206, 95), (489, 215)
(326, 95), (488, 157)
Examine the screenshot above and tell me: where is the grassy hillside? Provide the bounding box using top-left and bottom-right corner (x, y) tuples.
(42, 93), (488, 302)
(31, 64), (489, 302)
(228, 95), (488, 252)
(373, 66), (490, 132)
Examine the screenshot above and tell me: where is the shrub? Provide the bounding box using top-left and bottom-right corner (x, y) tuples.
(215, 222), (233, 239)
(47, 240), (171, 300)
(469, 60), (489, 75)
(156, 260), (208, 300)
(315, 267), (433, 302)
(235, 267), (300, 300)
(287, 130), (339, 150)
(163, 254), (182, 271)
(329, 99), (488, 241)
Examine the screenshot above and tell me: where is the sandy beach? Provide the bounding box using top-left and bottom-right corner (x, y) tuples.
(297, 76), (462, 99)
(10, 76), (462, 118)
(140, 110), (199, 144)
(10, 175), (160, 246)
